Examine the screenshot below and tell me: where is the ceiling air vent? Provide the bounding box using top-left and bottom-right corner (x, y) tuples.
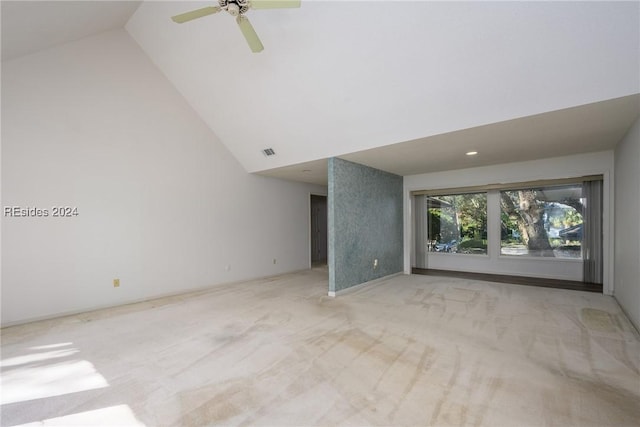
(262, 148), (276, 157)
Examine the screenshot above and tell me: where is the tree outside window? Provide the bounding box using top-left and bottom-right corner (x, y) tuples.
(500, 185), (583, 258)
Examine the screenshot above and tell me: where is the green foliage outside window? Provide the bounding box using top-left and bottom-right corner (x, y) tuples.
(427, 193), (487, 254)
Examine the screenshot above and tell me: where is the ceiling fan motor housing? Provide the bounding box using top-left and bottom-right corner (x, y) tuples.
(219, 0), (250, 16)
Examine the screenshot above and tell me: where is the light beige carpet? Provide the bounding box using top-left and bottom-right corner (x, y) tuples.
(2, 269), (639, 426)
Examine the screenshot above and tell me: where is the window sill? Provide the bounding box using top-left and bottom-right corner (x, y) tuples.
(497, 255), (583, 263)
(428, 252), (489, 258)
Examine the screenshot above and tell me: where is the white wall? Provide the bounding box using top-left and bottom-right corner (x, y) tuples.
(614, 118), (640, 330)
(404, 152), (614, 290)
(1, 29), (326, 326)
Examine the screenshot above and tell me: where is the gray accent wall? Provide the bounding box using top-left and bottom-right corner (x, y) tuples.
(328, 158), (403, 293)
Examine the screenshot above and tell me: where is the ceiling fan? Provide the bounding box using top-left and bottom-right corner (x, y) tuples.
(171, 0), (301, 53)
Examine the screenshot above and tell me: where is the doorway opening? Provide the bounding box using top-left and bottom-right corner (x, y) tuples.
(310, 194), (328, 266)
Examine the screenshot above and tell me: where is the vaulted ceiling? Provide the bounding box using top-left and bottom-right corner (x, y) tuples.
(1, 1), (142, 61)
(3, 1), (639, 185)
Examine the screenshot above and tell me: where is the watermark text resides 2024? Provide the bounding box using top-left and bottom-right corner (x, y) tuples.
(4, 206), (79, 217)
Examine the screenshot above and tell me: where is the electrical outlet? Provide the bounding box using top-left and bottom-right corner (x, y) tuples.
(225, 264), (231, 271)
(373, 259), (379, 269)
(113, 278), (120, 288)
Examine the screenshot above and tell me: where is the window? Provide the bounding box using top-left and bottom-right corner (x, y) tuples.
(412, 177), (603, 284)
(424, 193), (487, 255)
(500, 185), (583, 258)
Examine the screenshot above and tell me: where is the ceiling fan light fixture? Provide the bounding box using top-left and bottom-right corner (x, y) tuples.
(227, 3), (240, 16)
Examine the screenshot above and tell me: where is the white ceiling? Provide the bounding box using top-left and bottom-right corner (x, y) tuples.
(259, 94), (640, 184)
(125, 1), (639, 174)
(2, 1), (639, 186)
(1, 1), (142, 61)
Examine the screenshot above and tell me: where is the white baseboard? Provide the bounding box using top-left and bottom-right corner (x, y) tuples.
(328, 272), (404, 297)
(1, 267), (315, 328)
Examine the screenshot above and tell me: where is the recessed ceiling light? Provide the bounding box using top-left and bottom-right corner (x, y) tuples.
(302, 169), (312, 173)
(466, 151), (478, 156)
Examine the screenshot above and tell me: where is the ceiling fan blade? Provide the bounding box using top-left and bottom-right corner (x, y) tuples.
(250, 0), (301, 9)
(171, 6), (221, 23)
(236, 15), (264, 53)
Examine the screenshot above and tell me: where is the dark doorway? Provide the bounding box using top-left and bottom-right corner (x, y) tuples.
(310, 195), (328, 265)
